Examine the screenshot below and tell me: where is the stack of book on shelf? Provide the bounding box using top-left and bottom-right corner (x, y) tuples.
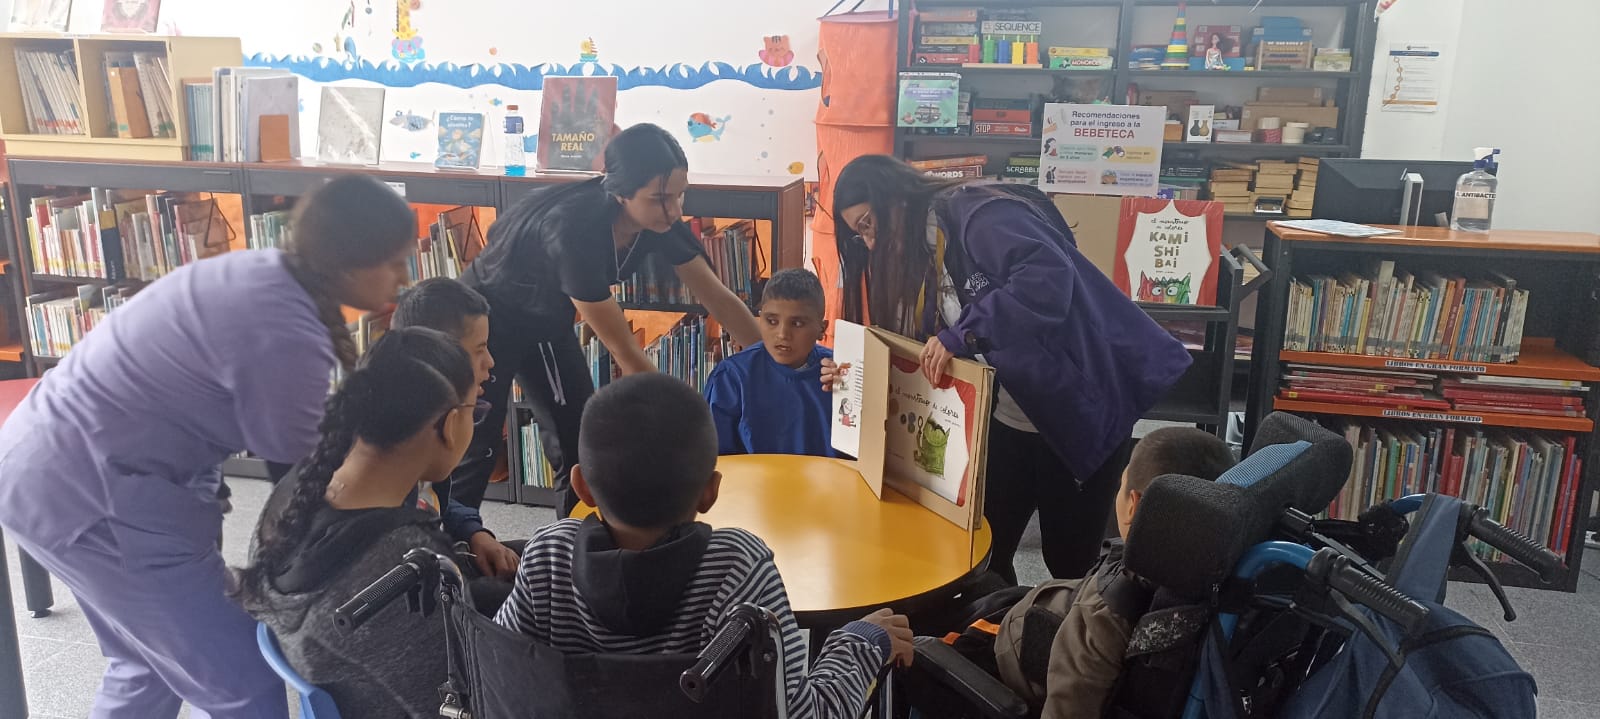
(100, 51), (177, 139)
(1288, 158), (1318, 218)
(1252, 161), (1297, 216)
(1441, 376), (1588, 419)
(199, 68), (300, 162)
(26, 284), (133, 358)
(1279, 364), (1450, 411)
(247, 209), (292, 251)
(614, 255), (692, 306)
(1207, 164), (1255, 215)
(576, 321), (619, 389)
(1322, 418), (1584, 558)
(909, 154), (989, 181)
(699, 219), (757, 306)
(26, 191), (230, 281)
(1283, 261), (1530, 363)
(1159, 158), (1208, 200)
(407, 207), (483, 284)
(14, 48), (85, 135)
(645, 315), (727, 393)
(182, 79), (216, 161)
(519, 421), (556, 490)
(912, 8), (981, 65)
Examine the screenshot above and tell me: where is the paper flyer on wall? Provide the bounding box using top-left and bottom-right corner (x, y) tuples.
(1038, 103), (1166, 197)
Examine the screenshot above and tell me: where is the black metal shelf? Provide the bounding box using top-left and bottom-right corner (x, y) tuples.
(901, 65), (1115, 76)
(1126, 69), (1358, 80)
(30, 273), (119, 286)
(617, 301), (708, 315)
(1139, 303), (1232, 323)
(1165, 143), (1351, 155)
(903, 134), (1041, 145)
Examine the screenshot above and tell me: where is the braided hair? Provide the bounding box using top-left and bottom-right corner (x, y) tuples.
(236, 327), (474, 600)
(282, 175), (417, 369)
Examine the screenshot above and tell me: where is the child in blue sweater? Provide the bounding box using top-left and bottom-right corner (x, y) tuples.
(704, 268), (833, 456)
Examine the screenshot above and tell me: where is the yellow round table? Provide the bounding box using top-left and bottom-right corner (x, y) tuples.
(573, 454), (992, 626)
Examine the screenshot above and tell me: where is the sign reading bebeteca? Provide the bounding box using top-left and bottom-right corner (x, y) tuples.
(1038, 103), (1166, 197)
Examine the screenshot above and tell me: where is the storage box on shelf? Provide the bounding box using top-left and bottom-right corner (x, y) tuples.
(1246, 222), (1600, 591)
(2, 156), (805, 507)
(0, 34), (241, 161)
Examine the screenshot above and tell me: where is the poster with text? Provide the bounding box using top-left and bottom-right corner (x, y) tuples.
(884, 355), (979, 505)
(830, 321), (865, 459)
(1039, 103), (1165, 197)
(1382, 43), (1444, 113)
(1115, 198), (1224, 306)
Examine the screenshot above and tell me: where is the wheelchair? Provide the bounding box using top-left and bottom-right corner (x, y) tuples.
(335, 546), (804, 718)
(897, 412), (1561, 719)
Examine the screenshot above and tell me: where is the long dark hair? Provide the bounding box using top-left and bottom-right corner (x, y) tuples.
(283, 175), (418, 369)
(601, 123), (689, 199)
(832, 155), (961, 337)
(236, 327), (474, 599)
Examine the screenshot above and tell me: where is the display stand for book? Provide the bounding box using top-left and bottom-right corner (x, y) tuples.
(1246, 222), (1600, 592)
(1, 157), (806, 508)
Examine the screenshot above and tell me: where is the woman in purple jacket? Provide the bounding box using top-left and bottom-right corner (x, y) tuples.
(0, 175), (416, 718)
(830, 155), (1191, 583)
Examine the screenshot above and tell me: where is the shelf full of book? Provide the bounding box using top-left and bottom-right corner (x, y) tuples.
(2, 157), (805, 506)
(892, 0), (1377, 180)
(1246, 222), (1600, 592)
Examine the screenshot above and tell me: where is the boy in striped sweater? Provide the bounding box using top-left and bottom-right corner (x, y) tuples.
(495, 373), (913, 718)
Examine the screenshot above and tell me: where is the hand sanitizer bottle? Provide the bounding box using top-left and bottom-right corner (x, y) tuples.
(503, 105), (527, 177)
(1451, 147), (1499, 232)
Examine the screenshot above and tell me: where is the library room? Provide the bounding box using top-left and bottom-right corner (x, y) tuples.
(0, 0), (1596, 717)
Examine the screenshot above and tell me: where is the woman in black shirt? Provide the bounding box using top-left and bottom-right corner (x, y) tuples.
(455, 123), (761, 517)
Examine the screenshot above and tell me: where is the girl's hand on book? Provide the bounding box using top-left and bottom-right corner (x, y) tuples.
(920, 337), (953, 384)
(820, 358), (847, 393)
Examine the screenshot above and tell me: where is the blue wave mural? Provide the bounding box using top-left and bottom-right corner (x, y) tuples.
(243, 54), (823, 91)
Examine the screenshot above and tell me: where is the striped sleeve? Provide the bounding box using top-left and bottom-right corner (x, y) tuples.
(718, 536), (886, 719)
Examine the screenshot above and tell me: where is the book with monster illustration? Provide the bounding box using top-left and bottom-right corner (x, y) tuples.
(1115, 198), (1223, 307)
(537, 76), (618, 173)
(831, 321), (993, 532)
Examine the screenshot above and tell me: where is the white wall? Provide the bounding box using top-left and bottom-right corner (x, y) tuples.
(1361, 0), (1600, 232)
(53, 0), (898, 179)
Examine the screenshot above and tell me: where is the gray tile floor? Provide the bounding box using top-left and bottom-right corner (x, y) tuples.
(6, 477), (1600, 718)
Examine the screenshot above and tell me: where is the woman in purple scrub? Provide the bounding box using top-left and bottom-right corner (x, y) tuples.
(0, 175), (416, 718)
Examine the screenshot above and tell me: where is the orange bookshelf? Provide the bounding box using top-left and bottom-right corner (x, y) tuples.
(1272, 398), (1594, 434)
(0, 343), (22, 362)
(1279, 338), (1600, 383)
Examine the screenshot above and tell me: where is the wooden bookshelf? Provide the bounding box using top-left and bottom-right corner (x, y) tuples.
(0, 34), (242, 161)
(1248, 222), (1600, 592)
(3, 156), (805, 507)
(0, 343), (22, 362)
(1271, 398), (1594, 434)
(1280, 338), (1600, 383)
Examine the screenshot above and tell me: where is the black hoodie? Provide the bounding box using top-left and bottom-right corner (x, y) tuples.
(570, 517), (714, 636)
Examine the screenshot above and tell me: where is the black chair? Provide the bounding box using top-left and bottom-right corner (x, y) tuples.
(896, 412), (1354, 719)
(335, 548), (791, 719)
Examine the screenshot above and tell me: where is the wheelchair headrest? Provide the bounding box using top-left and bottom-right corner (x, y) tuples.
(1123, 412), (1353, 598)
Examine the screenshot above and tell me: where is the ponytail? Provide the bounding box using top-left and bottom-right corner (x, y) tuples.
(284, 257), (360, 370)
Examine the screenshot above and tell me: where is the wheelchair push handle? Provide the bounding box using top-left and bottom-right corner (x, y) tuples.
(680, 604), (763, 702)
(1466, 509), (1565, 584)
(334, 549), (442, 633)
(1306, 548), (1429, 632)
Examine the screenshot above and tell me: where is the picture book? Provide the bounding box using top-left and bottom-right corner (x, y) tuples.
(830, 320), (993, 531)
(240, 75), (300, 162)
(434, 112), (485, 170)
(1115, 198), (1224, 306)
(101, 0), (160, 32)
(8, 0), (72, 31)
(896, 72), (961, 128)
(316, 86), (385, 165)
(537, 76), (618, 173)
